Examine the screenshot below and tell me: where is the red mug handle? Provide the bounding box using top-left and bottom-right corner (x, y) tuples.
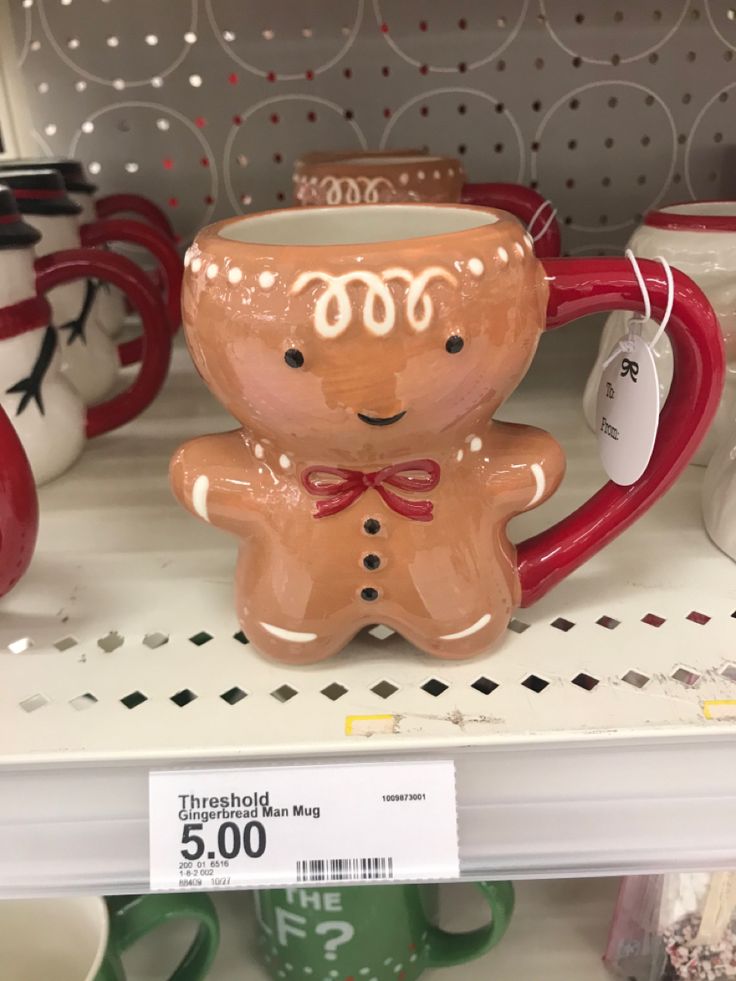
(34, 248), (172, 439)
(0, 404), (38, 598)
(518, 257), (724, 605)
(81, 217), (183, 352)
(461, 183), (561, 259)
(95, 193), (175, 241)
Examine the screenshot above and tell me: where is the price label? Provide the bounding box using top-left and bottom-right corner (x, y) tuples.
(149, 760), (459, 892)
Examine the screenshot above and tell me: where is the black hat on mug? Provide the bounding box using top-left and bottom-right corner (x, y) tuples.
(0, 169), (83, 217)
(0, 185), (43, 250)
(0, 158), (97, 195)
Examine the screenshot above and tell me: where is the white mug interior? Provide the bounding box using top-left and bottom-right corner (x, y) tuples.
(333, 154), (447, 167)
(658, 201), (736, 219)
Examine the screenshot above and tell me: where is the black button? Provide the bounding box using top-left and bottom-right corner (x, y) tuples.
(363, 554), (381, 571)
(361, 587), (379, 602)
(363, 518), (381, 535)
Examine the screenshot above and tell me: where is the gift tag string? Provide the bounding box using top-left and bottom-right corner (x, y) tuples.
(602, 249), (674, 368)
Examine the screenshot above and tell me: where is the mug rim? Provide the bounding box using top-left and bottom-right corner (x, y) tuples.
(644, 200), (736, 232)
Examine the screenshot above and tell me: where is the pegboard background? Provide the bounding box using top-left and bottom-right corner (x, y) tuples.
(6, 0), (736, 252)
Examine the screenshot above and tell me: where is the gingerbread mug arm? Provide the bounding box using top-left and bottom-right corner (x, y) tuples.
(517, 257), (724, 605)
(486, 422), (565, 515)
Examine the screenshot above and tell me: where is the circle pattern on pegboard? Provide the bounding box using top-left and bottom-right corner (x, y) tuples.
(685, 83), (736, 200)
(372, 0), (528, 71)
(69, 102), (216, 238)
(224, 95), (367, 213)
(540, 0), (689, 65)
(705, 0), (736, 51)
(531, 81), (677, 233)
(381, 88), (524, 184)
(205, 0), (363, 80)
(37, 0), (196, 87)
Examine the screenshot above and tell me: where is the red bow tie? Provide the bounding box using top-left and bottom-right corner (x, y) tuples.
(301, 459), (441, 522)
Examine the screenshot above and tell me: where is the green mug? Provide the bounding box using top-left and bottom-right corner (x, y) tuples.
(254, 881), (514, 980)
(0, 892), (219, 980)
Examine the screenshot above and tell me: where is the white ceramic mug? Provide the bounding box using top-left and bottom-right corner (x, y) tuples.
(583, 202), (736, 466)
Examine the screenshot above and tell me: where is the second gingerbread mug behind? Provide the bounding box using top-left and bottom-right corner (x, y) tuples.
(293, 149), (561, 258)
(171, 203), (723, 664)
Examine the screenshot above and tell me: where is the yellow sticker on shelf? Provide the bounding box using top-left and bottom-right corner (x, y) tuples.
(345, 714), (395, 736)
(703, 700), (736, 721)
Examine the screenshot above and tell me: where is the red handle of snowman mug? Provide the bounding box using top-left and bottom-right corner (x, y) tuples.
(0, 405), (38, 599)
(81, 217), (183, 350)
(95, 193), (175, 241)
(461, 183), (561, 258)
(35, 248), (172, 439)
(517, 257), (724, 605)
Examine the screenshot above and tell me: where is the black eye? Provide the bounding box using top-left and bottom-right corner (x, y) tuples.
(284, 348), (304, 368)
(445, 335), (464, 354)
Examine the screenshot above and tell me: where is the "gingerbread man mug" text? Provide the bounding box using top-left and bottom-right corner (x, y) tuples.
(171, 204), (723, 663)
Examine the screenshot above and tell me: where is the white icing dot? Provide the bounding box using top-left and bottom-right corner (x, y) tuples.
(514, 241), (525, 258)
(259, 271), (276, 289)
(145, 34), (158, 45)
(190, 256), (202, 273)
(497, 247), (509, 265)
(399, 172), (409, 186)
(191, 474), (209, 522)
(189, 74), (203, 87)
(206, 262), (219, 279)
(524, 232), (534, 250)
(433, 169), (441, 179)
(448, 167), (455, 176)
(254, 443), (265, 459)
(417, 169), (425, 180)
(456, 449), (464, 462)
(470, 436), (482, 452)
(184, 249), (192, 268)
(279, 453), (291, 470)
(227, 266), (243, 284)
(468, 257), (484, 277)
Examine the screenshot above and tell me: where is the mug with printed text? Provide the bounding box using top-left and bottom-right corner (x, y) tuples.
(254, 881), (514, 980)
(0, 893), (219, 981)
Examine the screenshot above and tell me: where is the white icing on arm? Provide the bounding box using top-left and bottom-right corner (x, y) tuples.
(192, 474), (210, 522)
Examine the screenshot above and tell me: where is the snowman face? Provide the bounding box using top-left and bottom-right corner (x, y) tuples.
(30, 214), (87, 326)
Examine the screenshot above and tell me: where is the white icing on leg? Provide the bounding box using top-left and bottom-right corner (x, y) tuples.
(528, 463), (546, 507)
(192, 474), (209, 522)
(261, 622), (317, 643)
(440, 613), (491, 641)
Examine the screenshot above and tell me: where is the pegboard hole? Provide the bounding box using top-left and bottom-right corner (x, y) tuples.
(574, 12), (585, 23)
(571, 56), (582, 68)
(720, 663), (736, 683)
(671, 667), (701, 688)
(686, 610), (711, 625)
(622, 670), (649, 689)
(508, 618), (530, 634)
(567, 139), (577, 150)
(471, 676), (499, 695)
(551, 617), (574, 632)
(271, 684), (298, 703)
(641, 613), (665, 627)
(604, 138), (615, 149)
(221, 687), (247, 705)
(121, 691), (147, 709)
(321, 683), (348, 701)
(641, 135), (651, 147)
(97, 631), (124, 653)
(422, 678), (449, 697)
(8, 637), (33, 654)
(171, 688), (198, 707)
(522, 675), (549, 694)
(143, 632), (169, 649)
(572, 673), (599, 692)
(601, 176), (612, 187)
(54, 636), (78, 652)
(189, 631), (212, 646)
(371, 680), (399, 699)
(534, 57), (544, 69)
(714, 132), (724, 144)
(70, 692), (98, 712)
(20, 693), (49, 713)
(596, 615), (620, 630)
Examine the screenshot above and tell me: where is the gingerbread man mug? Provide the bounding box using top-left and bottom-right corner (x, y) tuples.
(171, 204), (723, 663)
(293, 150), (561, 258)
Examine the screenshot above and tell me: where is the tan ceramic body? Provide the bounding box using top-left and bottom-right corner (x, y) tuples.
(294, 151), (465, 207)
(170, 204), (564, 663)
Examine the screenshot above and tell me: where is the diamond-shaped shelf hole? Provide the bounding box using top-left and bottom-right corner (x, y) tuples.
(97, 631), (124, 653)
(19, 693), (49, 713)
(143, 632), (169, 649)
(371, 680), (399, 699)
(507, 618), (530, 634)
(551, 617), (574, 632)
(369, 624), (395, 640)
(686, 610), (711, 626)
(641, 613), (665, 627)
(596, 615), (620, 630)
(171, 688), (198, 707)
(121, 690), (147, 709)
(471, 676), (499, 695)
(522, 674), (549, 693)
(321, 682), (347, 701)
(720, 663), (736, 683)
(221, 686), (248, 705)
(271, 684), (298, 703)
(189, 631), (213, 646)
(421, 678), (448, 697)
(69, 692), (98, 711)
(7, 636), (33, 654)
(233, 630), (248, 645)
(53, 635), (78, 652)
(622, 669), (649, 689)
(572, 672), (599, 691)
(672, 666), (701, 687)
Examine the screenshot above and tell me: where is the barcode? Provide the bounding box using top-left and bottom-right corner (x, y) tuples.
(296, 857), (394, 883)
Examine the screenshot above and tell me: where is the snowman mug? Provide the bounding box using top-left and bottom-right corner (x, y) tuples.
(254, 881), (514, 981)
(0, 403), (38, 597)
(293, 150), (561, 258)
(0, 892), (219, 981)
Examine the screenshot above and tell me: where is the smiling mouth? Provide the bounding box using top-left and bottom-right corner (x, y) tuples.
(357, 410), (407, 427)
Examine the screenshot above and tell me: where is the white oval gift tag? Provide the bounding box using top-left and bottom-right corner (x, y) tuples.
(596, 332), (660, 485)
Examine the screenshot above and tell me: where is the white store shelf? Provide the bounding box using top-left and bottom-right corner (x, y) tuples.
(2, 325), (736, 897)
(123, 878), (618, 981)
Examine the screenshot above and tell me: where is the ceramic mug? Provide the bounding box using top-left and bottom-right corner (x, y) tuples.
(0, 158), (182, 344)
(293, 150), (561, 258)
(0, 403), (38, 597)
(702, 425), (736, 562)
(0, 185), (171, 484)
(0, 892), (219, 981)
(254, 881), (514, 980)
(583, 201), (736, 465)
(2, 169), (172, 406)
(170, 203), (722, 663)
